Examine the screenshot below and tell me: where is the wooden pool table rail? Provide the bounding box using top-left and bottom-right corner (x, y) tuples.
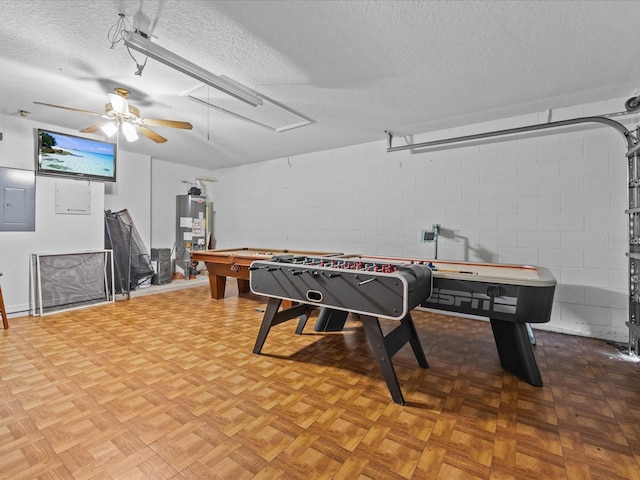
(190, 248), (341, 299)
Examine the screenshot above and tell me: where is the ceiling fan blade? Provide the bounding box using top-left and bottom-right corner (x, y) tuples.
(33, 101), (104, 116)
(79, 124), (104, 134)
(141, 118), (193, 130)
(138, 126), (167, 143)
(79, 122), (118, 137)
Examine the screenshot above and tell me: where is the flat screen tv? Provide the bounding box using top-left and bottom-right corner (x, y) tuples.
(36, 129), (116, 182)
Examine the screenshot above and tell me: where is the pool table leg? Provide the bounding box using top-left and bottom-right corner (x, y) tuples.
(208, 274), (227, 299)
(208, 272), (292, 303)
(237, 278), (250, 294)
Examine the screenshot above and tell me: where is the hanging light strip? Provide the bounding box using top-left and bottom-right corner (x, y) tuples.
(123, 31), (263, 107)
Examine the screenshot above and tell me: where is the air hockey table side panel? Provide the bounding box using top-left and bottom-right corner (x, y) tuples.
(421, 277), (556, 323)
(340, 255), (556, 323)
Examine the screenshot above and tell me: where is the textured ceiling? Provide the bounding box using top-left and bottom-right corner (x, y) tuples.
(1, 0), (639, 169)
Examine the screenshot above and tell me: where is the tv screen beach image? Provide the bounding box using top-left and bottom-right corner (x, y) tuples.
(39, 130), (115, 179)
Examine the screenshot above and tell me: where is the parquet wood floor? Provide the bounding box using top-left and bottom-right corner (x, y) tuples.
(1, 283), (639, 479)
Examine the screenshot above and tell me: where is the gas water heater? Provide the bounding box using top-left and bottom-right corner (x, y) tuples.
(175, 194), (212, 278)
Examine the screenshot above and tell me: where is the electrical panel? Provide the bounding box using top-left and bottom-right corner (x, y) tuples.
(0, 167), (35, 231)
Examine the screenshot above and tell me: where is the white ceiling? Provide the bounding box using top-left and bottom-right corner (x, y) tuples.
(2, 0), (639, 169)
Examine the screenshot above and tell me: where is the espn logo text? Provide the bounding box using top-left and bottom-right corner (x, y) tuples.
(424, 288), (517, 314)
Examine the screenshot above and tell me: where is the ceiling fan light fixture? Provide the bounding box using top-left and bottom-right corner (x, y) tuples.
(34, 86), (190, 144)
(121, 122), (139, 142)
(108, 93), (129, 115)
(100, 122), (118, 137)
(122, 30), (263, 107)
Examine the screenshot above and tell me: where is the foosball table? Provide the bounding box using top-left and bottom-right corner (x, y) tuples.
(249, 254), (556, 405)
(250, 255), (434, 405)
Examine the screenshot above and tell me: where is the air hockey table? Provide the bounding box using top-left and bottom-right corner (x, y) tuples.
(313, 255), (557, 387)
(190, 247), (342, 299)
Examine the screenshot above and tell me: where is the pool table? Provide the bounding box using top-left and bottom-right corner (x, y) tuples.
(190, 247), (341, 299)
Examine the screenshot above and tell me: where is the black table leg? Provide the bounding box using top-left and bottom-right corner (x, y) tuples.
(314, 308), (349, 332)
(360, 313), (429, 405)
(295, 306), (315, 334)
(253, 298), (314, 354)
(403, 313), (429, 369)
(253, 297), (282, 354)
(490, 318), (542, 386)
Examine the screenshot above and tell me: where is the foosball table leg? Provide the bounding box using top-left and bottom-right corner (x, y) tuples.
(361, 315), (405, 405)
(295, 308), (313, 334)
(253, 298), (316, 354)
(404, 313), (429, 369)
(253, 297), (282, 354)
(360, 313), (429, 405)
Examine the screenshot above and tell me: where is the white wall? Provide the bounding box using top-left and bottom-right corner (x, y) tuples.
(209, 97), (634, 343)
(2, 97), (634, 343)
(0, 116), (105, 314)
(105, 150), (152, 249)
(0, 115), (218, 316)
(150, 159), (218, 252)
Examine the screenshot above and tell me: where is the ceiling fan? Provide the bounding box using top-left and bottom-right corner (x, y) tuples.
(33, 88), (193, 143)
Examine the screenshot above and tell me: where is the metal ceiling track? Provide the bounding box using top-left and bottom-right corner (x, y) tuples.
(385, 115), (634, 152)
(386, 111), (640, 357)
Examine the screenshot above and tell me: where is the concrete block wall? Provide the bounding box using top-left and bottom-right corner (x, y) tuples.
(210, 96), (636, 343)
